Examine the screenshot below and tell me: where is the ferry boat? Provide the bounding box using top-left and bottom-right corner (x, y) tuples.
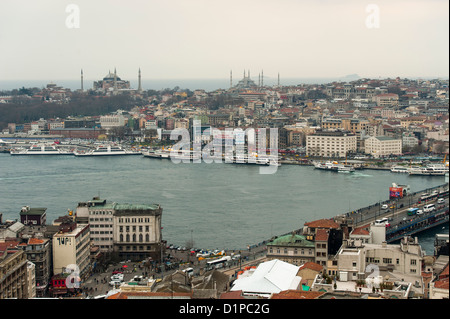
(390, 166), (410, 173)
(142, 149), (172, 159)
(74, 145), (141, 156)
(408, 164), (447, 176)
(313, 161), (339, 171)
(337, 165), (355, 173)
(10, 144), (73, 155)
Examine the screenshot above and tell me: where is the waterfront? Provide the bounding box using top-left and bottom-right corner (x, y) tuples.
(0, 153), (447, 253)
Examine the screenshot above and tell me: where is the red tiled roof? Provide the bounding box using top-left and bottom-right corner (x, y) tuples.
(439, 264), (449, 279)
(304, 219), (339, 229)
(0, 241), (20, 252)
(434, 278), (449, 290)
(299, 262), (323, 272)
(315, 228), (329, 241)
(28, 238), (45, 245)
(220, 290), (245, 299)
(271, 290), (325, 299)
(351, 224), (371, 236)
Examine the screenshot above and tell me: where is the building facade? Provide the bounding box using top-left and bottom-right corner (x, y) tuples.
(0, 244), (29, 299)
(76, 197), (163, 261)
(52, 218), (91, 280)
(266, 233), (315, 266)
(364, 136), (402, 158)
(306, 130), (357, 158)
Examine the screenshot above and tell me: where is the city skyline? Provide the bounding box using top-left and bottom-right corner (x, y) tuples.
(0, 0), (448, 82)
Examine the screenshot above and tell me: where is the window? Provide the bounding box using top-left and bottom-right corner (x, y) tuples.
(411, 259), (417, 265)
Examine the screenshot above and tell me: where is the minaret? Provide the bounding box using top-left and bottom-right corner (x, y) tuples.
(80, 69), (84, 91)
(113, 67), (118, 93)
(261, 70), (264, 87)
(138, 68), (142, 92)
(278, 72), (280, 86)
(230, 70), (232, 88)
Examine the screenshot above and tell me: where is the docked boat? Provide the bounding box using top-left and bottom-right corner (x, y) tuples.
(10, 144), (73, 155)
(408, 164), (447, 176)
(390, 166), (410, 173)
(142, 149), (172, 159)
(74, 145), (141, 156)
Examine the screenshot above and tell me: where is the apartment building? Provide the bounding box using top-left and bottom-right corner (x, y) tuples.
(364, 136), (402, 158)
(76, 197), (163, 261)
(52, 217), (91, 280)
(335, 236), (423, 282)
(306, 130), (357, 158)
(266, 233), (315, 266)
(0, 242), (29, 299)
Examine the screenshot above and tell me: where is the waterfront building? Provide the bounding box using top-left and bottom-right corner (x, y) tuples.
(0, 241), (29, 299)
(266, 233), (315, 266)
(306, 130), (357, 158)
(364, 135), (402, 158)
(49, 127), (106, 139)
(75, 197), (163, 261)
(100, 114), (127, 130)
(52, 217), (91, 280)
(19, 206), (47, 226)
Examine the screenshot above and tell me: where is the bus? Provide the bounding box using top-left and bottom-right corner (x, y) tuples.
(407, 208), (419, 216)
(206, 256), (231, 270)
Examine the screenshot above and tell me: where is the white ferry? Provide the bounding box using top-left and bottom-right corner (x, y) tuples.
(313, 161), (340, 171)
(390, 166), (410, 173)
(142, 149), (172, 159)
(408, 164), (447, 176)
(74, 145), (141, 156)
(10, 144), (73, 156)
(337, 165), (355, 173)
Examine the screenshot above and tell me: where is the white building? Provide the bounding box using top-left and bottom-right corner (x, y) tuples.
(306, 131), (357, 158)
(230, 259), (302, 298)
(335, 237), (423, 288)
(75, 197), (163, 261)
(364, 136), (402, 158)
(100, 114), (126, 130)
(52, 218), (91, 279)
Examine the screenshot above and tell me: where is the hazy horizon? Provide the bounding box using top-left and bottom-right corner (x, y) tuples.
(1, 0), (448, 82)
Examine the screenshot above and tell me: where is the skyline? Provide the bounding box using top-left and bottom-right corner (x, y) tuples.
(0, 0), (449, 82)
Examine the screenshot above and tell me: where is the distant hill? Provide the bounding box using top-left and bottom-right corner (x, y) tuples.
(340, 74), (361, 81)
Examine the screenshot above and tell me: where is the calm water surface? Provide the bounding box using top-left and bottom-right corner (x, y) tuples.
(0, 154), (447, 253)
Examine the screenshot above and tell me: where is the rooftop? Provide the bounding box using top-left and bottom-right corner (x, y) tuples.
(267, 233), (315, 248)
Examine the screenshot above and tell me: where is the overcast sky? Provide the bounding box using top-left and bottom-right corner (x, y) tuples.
(0, 0), (448, 83)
